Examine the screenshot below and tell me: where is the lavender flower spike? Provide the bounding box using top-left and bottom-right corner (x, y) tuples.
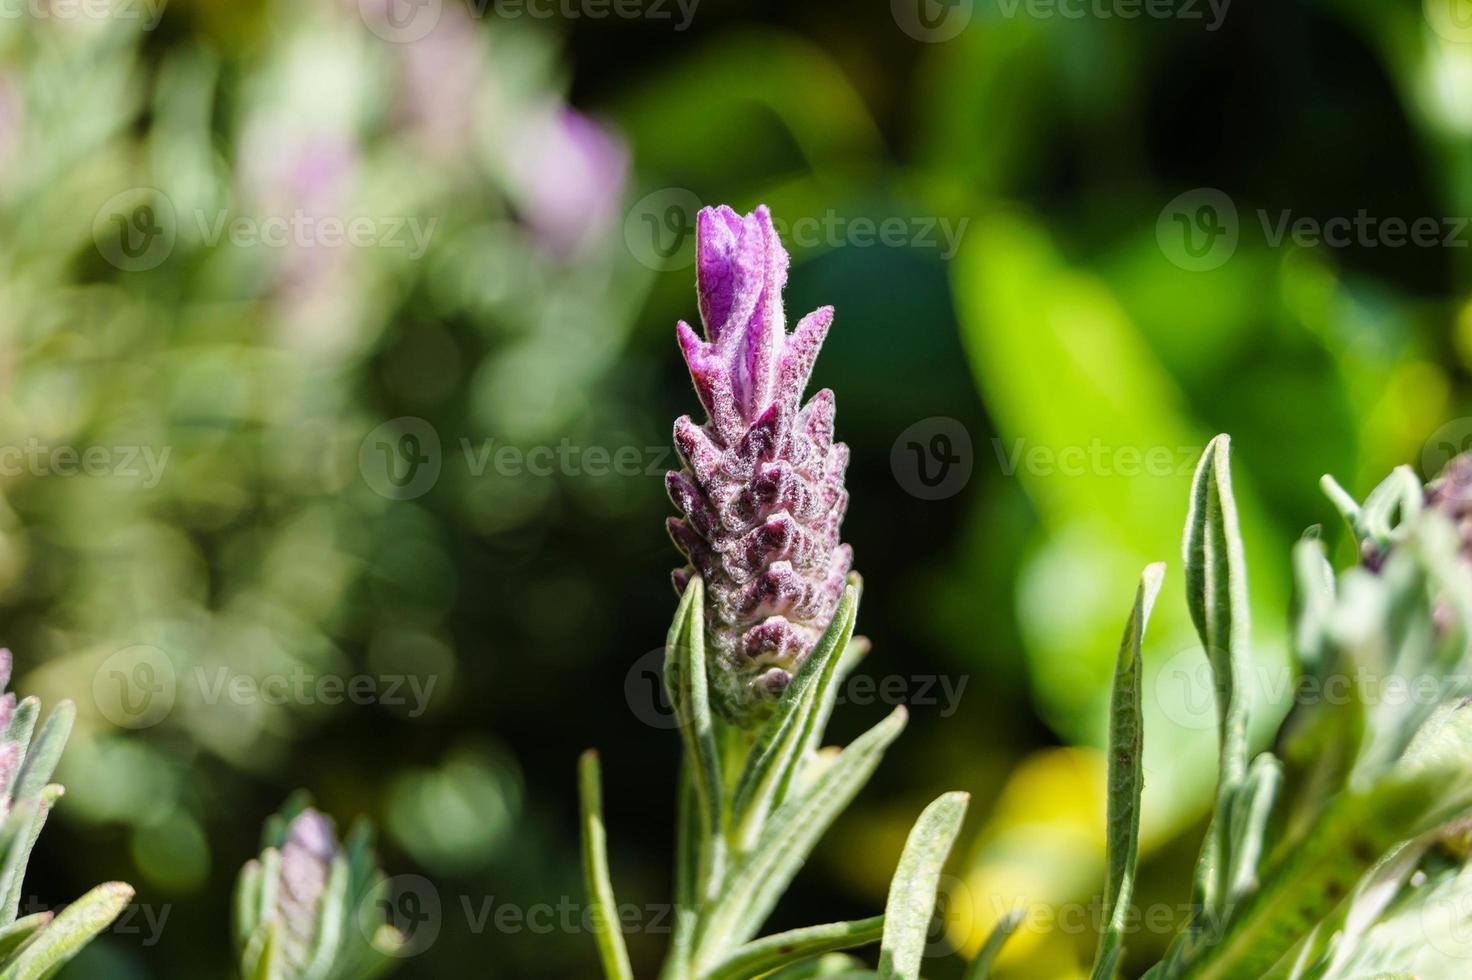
(667, 204), (852, 724)
(275, 809), (338, 974)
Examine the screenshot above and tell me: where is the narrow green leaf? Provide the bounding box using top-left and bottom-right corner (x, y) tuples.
(0, 913), (51, 962)
(1176, 760), (1472, 980)
(732, 581), (860, 849)
(232, 859), (263, 955)
(241, 922), (277, 980)
(693, 707), (908, 970)
(662, 769), (699, 980)
(1, 787), (60, 926)
(789, 577), (868, 787)
(1185, 434), (1250, 790)
(0, 881), (132, 980)
(1291, 537), (1335, 679)
(578, 751), (635, 980)
(664, 577), (726, 898)
(964, 909), (1023, 980)
(707, 915), (884, 980)
(1224, 754), (1282, 906)
(1317, 475), (1360, 534)
(302, 853), (349, 980)
(0, 702), (37, 805)
(11, 704), (71, 808)
(1184, 435), (1251, 917)
(1357, 467), (1422, 549)
(770, 953), (876, 978)
(878, 791), (970, 980)
(1092, 563), (1165, 980)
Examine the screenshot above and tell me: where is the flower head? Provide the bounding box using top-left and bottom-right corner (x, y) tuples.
(667, 205), (852, 724)
(275, 809), (339, 974)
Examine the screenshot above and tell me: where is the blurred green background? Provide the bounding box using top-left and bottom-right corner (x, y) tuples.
(4, 0), (1472, 976)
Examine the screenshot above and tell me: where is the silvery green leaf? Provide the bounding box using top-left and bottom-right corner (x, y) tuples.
(664, 577), (726, 898)
(1092, 564), (1165, 980)
(240, 847), (281, 980)
(233, 857), (263, 956)
(0, 881), (132, 980)
(302, 854), (350, 980)
(877, 791), (969, 980)
(707, 915), (883, 980)
(1184, 435), (1251, 787)
(0, 782), (63, 932)
(1224, 754), (1282, 907)
(1318, 475), (1360, 532)
(1292, 537), (1336, 678)
(0, 701), (37, 804)
(11, 704), (72, 806)
(732, 580), (860, 851)
(242, 922), (278, 980)
(1183, 435), (1251, 917)
(0, 913), (51, 963)
(792, 578), (869, 786)
(1172, 759), (1472, 980)
(578, 751), (634, 980)
(692, 707), (908, 971)
(1293, 837), (1429, 980)
(1357, 467), (1422, 551)
(770, 953), (876, 978)
(964, 908), (1023, 980)
(662, 772), (699, 980)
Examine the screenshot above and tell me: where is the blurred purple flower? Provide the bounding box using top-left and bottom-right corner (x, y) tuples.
(667, 205), (851, 724)
(397, 3), (486, 159)
(504, 106), (628, 261)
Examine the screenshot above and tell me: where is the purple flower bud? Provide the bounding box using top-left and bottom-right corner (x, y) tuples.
(1427, 452), (1472, 544)
(275, 809), (339, 972)
(667, 205), (852, 724)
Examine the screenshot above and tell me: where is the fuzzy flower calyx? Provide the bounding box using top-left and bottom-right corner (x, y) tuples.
(666, 205), (852, 724)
